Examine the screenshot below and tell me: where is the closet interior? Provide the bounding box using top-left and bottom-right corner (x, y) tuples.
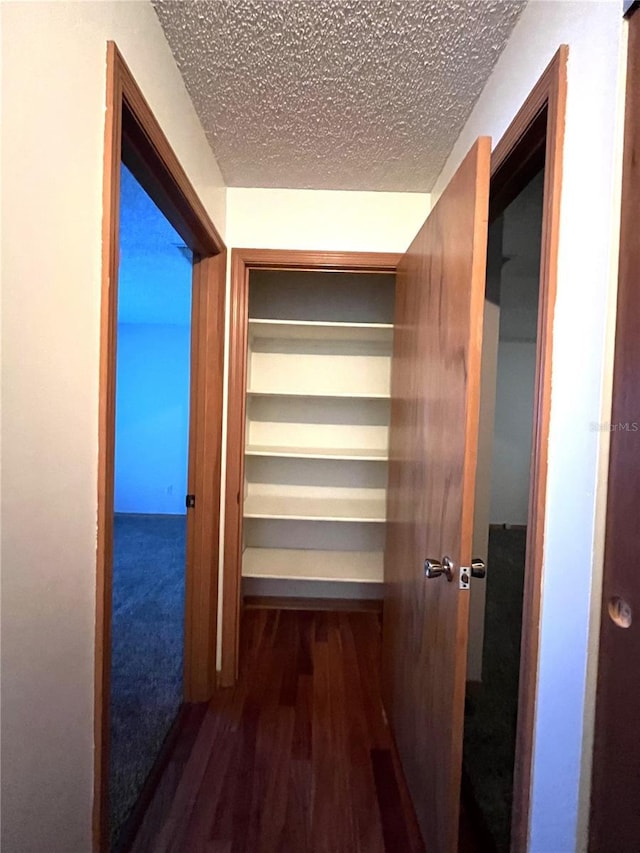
(241, 269), (396, 601)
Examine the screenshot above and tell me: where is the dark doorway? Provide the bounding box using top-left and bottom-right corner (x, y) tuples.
(462, 168), (545, 851)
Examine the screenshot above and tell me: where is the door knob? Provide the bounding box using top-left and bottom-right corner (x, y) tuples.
(424, 556), (455, 582)
(470, 558), (486, 579)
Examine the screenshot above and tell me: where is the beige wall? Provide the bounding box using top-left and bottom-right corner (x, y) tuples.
(433, 3), (627, 850)
(225, 187), (430, 252)
(0, 2), (225, 851)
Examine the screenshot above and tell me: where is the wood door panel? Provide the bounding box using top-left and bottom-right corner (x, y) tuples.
(383, 139), (491, 853)
(590, 10), (640, 852)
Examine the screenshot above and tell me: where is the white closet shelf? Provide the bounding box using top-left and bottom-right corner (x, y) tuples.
(245, 444), (388, 462)
(249, 319), (393, 343)
(242, 548), (383, 583)
(246, 389), (390, 400)
(243, 493), (386, 522)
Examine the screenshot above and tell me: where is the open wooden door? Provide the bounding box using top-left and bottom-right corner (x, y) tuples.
(383, 138), (491, 853)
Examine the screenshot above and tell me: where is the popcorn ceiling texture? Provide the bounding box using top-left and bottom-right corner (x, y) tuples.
(152, 0), (526, 192)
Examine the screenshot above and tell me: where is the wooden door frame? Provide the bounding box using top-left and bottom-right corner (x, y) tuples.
(221, 249), (401, 686)
(95, 42), (226, 852)
(487, 46), (567, 852)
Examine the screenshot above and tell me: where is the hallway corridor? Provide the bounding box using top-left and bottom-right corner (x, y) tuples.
(128, 606), (425, 853)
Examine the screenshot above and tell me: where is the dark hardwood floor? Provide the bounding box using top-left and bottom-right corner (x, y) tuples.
(129, 607), (425, 853)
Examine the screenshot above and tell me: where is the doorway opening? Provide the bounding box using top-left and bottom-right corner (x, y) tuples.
(462, 167), (545, 852)
(95, 43), (226, 853)
(109, 162), (194, 847)
(222, 250), (401, 685)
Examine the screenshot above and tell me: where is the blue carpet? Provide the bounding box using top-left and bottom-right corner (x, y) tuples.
(109, 513), (186, 850)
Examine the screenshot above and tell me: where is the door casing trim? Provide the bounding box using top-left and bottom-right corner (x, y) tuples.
(221, 250), (400, 686)
(95, 41), (226, 852)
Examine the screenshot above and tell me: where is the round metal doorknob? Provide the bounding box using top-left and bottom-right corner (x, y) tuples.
(424, 556), (455, 582)
(424, 558), (442, 578)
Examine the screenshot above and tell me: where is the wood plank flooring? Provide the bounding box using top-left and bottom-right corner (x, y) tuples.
(128, 608), (425, 853)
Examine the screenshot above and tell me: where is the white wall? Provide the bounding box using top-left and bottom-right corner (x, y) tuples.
(0, 2), (226, 851)
(490, 340), (537, 525)
(432, 2), (627, 850)
(225, 188), (430, 252)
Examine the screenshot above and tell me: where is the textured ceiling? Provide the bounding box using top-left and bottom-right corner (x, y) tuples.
(152, 0), (527, 192)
